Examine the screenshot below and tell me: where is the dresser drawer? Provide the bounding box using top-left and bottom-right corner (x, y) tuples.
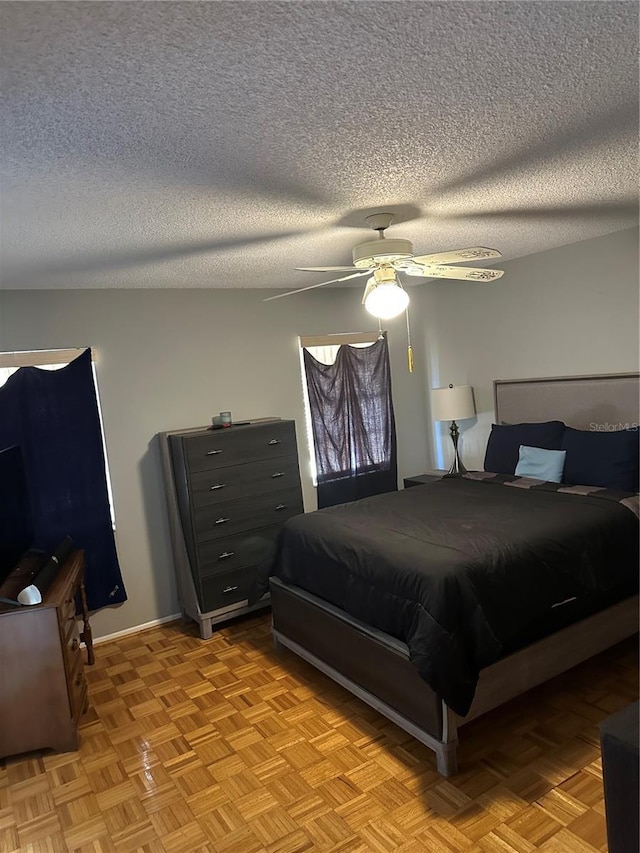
(198, 525), (281, 577)
(195, 488), (303, 542)
(62, 619), (83, 676)
(59, 585), (78, 627)
(200, 566), (263, 612)
(185, 422), (296, 473)
(190, 456), (301, 507)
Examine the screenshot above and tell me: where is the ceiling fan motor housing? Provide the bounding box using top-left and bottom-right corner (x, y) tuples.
(352, 238), (414, 267)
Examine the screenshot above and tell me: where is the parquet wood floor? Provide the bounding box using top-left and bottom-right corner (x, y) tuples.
(1, 614), (637, 853)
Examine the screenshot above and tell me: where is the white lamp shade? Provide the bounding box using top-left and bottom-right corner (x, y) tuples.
(364, 280), (409, 319)
(431, 384), (476, 421)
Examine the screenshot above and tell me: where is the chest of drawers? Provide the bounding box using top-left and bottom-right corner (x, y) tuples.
(0, 550), (93, 758)
(160, 419), (304, 638)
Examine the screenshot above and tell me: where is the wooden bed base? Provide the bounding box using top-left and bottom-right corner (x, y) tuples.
(271, 578), (639, 775)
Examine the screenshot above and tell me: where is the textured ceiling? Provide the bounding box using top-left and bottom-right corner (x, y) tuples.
(1, 1), (638, 290)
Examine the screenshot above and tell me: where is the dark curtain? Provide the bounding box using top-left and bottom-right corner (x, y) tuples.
(303, 335), (398, 508)
(0, 348), (127, 610)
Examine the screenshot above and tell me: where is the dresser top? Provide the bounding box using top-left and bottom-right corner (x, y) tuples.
(161, 418), (290, 440)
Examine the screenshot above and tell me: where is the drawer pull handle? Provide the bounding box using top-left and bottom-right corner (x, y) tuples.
(218, 551), (235, 560)
(75, 674), (82, 687)
(71, 637), (79, 652)
(223, 585), (239, 594)
(275, 504), (287, 511)
(215, 517), (230, 525)
(206, 449), (223, 456)
(272, 472), (285, 478)
(210, 484), (226, 491)
(268, 439), (281, 445)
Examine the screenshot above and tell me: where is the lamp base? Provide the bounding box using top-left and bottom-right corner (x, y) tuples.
(446, 457), (468, 476)
(446, 420), (468, 476)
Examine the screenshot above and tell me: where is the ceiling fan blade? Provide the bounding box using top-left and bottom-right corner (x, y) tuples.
(295, 266), (361, 272)
(410, 247), (502, 266)
(403, 264), (504, 282)
(263, 271), (370, 302)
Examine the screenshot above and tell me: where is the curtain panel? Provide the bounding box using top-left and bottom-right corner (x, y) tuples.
(303, 335), (398, 508)
(0, 348), (126, 610)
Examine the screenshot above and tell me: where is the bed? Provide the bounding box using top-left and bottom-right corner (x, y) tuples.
(258, 373), (639, 776)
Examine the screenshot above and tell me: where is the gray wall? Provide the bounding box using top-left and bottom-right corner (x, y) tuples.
(427, 227), (639, 470)
(1, 226), (637, 637)
(0, 287), (430, 638)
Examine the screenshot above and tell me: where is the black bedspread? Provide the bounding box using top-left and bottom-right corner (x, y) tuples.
(255, 475), (639, 716)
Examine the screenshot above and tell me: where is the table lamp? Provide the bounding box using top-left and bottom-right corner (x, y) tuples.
(431, 384), (476, 475)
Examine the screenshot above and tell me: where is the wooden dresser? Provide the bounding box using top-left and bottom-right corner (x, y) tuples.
(160, 419), (304, 638)
(0, 549), (94, 758)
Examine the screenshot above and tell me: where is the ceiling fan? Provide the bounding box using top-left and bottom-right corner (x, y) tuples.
(264, 212), (505, 319)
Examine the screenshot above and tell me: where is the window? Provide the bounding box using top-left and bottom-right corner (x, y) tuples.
(299, 332), (398, 509)
(0, 347), (126, 608)
(0, 348), (116, 527)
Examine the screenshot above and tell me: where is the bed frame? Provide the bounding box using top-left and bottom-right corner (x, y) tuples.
(270, 372), (640, 776)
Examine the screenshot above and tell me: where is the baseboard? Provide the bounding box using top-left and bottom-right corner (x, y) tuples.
(93, 612), (182, 645)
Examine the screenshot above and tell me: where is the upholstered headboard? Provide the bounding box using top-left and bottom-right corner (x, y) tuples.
(494, 373), (639, 431)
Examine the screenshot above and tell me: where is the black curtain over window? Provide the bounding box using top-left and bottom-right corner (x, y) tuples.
(303, 335), (397, 508)
(0, 349), (126, 610)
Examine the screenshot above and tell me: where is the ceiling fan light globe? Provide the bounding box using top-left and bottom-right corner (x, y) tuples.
(364, 281), (409, 319)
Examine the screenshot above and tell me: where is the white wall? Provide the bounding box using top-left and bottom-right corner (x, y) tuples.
(0, 287), (430, 637)
(427, 227), (639, 470)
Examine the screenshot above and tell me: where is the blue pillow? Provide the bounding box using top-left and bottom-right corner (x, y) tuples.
(561, 427), (639, 492)
(484, 421), (565, 475)
(515, 445), (567, 483)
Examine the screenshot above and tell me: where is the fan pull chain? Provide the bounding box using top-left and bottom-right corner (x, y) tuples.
(406, 308), (414, 373)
